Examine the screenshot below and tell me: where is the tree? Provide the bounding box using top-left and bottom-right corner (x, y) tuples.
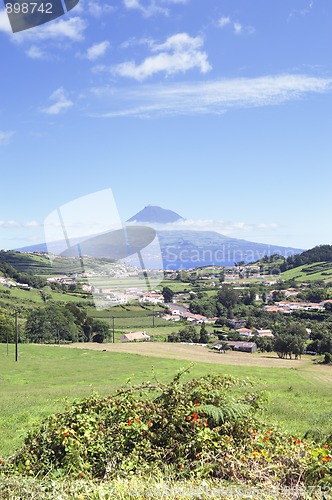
(0, 314), (14, 343)
(162, 286), (175, 303)
(287, 322), (308, 339)
(288, 336), (304, 359)
(83, 316), (94, 342)
(168, 325), (198, 343)
(219, 270), (225, 283)
(319, 333), (332, 355)
(217, 285), (239, 309)
(274, 334), (305, 360)
(91, 320), (109, 343)
(274, 334), (292, 359)
(25, 304), (79, 344)
(40, 286), (52, 303)
(272, 290), (286, 302)
(242, 289), (256, 306)
(299, 288), (328, 303)
(217, 285), (239, 318)
(189, 294), (218, 318)
(65, 303), (87, 327)
(199, 323), (209, 343)
(254, 336), (273, 353)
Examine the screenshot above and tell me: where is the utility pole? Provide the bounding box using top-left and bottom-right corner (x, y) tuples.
(112, 316), (115, 343)
(15, 310), (19, 362)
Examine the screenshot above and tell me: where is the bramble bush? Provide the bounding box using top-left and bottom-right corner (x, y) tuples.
(1, 368), (331, 489)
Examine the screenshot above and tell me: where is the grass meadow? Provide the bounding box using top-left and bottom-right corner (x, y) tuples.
(280, 262), (332, 283)
(1, 343), (332, 460)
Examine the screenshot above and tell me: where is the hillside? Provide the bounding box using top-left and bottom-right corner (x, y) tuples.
(280, 261), (332, 283)
(0, 250), (52, 275)
(282, 244), (332, 270)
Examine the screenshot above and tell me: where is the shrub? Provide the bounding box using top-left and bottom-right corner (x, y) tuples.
(1, 369), (331, 489)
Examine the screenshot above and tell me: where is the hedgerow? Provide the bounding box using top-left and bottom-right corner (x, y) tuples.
(1, 368), (331, 489)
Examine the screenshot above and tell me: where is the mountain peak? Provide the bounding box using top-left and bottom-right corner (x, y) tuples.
(127, 206), (184, 224)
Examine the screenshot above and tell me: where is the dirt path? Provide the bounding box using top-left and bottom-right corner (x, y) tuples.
(60, 342), (315, 369)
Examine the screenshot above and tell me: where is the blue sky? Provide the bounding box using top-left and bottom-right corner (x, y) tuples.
(0, 0), (331, 251)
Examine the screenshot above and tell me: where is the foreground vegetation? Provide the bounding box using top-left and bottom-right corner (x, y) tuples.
(2, 476), (330, 499)
(1, 344), (332, 498)
(2, 344), (332, 456)
(1, 368), (332, 498)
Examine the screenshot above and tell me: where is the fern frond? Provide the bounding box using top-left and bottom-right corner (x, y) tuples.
(195, 403), (250, 424)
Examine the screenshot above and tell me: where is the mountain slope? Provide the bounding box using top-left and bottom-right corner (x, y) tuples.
(16, 205), (304, 269)
(157, 230), (303, 269)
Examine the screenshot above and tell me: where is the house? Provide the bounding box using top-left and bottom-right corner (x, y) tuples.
(139, 292), (164, 304)
(167, 305), (182, 316)
(182, 312), (207, 324)
(213, 342), (257, 353)
(163, 314), (181, 322)
(119, 331), (151, 342)
(256, 329), (275, 338)
(225, 341), (257, 353)
(236, 328), (254, 337)
(106, 293), (128, 305)
(264, 305), (288, 313)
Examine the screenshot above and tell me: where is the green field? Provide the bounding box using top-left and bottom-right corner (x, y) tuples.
(281, 261), (332, 283)
(87, 303), (191, 340)
(1, 343), (332, 460)
(0, 285), (89, 310)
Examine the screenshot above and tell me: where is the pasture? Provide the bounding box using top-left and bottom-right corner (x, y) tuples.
(1, 342), (332, 460)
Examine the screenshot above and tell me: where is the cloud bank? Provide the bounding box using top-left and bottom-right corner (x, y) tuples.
(90, 74), (332, 118)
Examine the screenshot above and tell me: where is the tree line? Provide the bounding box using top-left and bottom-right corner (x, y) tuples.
(0, 303), (110, 344)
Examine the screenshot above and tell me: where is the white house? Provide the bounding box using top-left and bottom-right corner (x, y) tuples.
(119, 331), (151, 342)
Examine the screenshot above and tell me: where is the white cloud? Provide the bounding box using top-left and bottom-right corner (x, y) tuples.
(89, 74), (332, 118)
(0, 220), (19, 228)
(14, 16), (86, 42)
(42, 88), (74, 115)
(0, 9), (11, 33)
(26, 45), (46, 59)
(233, 22), (255, 36)
(0, 130), (15, 145)
(86, 40), (110, 60)
(112, 32), (211, 80)
(120, 36), (153, 49)
(123, 0), (189, 17)
(233, 22), (243, 35)
(123, 0), (167, 17)
(0, 10), (86, 60)
(151, 33), (202, 52)
(25, 220), (41, 227)
(0, 220), (41, 228)
(218, 15), (255, 36)
(289, 0), (314, 19)
(88, 1), (115, 18)
(218, 16), (231, 28)
(127, 217), (280, 237)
